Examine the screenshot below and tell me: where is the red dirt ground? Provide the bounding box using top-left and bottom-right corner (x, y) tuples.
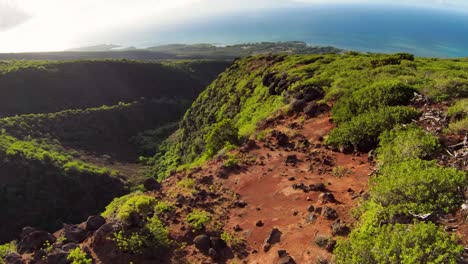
(217, 113), (372, 263)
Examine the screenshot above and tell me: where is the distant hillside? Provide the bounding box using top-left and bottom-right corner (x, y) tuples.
(0, 42), (342, 61)
(67, 44), (137, 52)
(0, 59), (230, 116)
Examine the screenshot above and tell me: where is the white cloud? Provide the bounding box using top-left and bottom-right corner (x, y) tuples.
(0, 1), (30, 31)
(0, 0), (466, 52)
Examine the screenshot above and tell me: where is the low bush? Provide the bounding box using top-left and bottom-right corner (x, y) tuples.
(186, 210), (211, 231)
(177, 178), (195, 189)
(430, 78), (468, 101)
(101, 192), (141, 219)
(377, 125), (440, 165)
(446, 98), (468, 134)
(332, 81), (416, 124)
(370, 159), (467, 216)
(204, 119), (240, 158)
(446, 118), (468, 134)
(67, 247), (92, 264)
(154, 201), (175, 214)
(116, 195), (157, 222)
(326, 106), (420, 151)
(145, 216), (170, 248)
(447, 98), (468, 119)
(0, 242), (16, 264)
(113, 231), (146, 254)
(113, 215), (170, 254)
(223, 154), (239, 169)
(334, 222), (463, 264)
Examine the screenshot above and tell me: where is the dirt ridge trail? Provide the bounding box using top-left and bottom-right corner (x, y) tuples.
(213, 113), (373, 263)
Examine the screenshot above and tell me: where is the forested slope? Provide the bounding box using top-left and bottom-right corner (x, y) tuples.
(0, 59), (230, 243)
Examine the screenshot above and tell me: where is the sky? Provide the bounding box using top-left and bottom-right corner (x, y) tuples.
(0, 0), (467, 52)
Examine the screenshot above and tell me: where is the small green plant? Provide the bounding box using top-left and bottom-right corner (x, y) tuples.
(221, 231), (243, 247)
(67, 247), (92, 264)
(113, 230), (146, 254)
(113, 215), (170, 254)
(154, 201), (175, 214)
(186, 209), (211, 230)
(177, 178), (195, 189)
(0, 242), (16, 264)
(223, 154), (239, 169)
(145, 216), (170, 249)
(331, 166), (350, 178)
(41, 240), (54, 255)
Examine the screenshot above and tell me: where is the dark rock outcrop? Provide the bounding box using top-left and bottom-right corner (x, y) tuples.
(85, 215), (106, 231)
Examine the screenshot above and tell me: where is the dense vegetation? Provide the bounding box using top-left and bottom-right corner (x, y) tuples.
(150, 52), (468, 179)
(0, 99), (189, 160)
(334, 103), (466, 263)
(0, 59), (229, 116)
(0, 59), (230, 244)
(0, 132), (127, 243)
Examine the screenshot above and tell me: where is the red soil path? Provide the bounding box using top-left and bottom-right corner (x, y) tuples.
(220, 113), (372, 263)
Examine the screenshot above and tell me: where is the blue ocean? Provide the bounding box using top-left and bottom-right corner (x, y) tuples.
(143, 5), (468, 58)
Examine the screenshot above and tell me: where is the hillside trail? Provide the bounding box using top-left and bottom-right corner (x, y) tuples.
(212, 113), (373, 263)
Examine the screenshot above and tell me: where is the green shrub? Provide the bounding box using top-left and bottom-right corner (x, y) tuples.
(145, 216), (170, 248)
(113, 215), (170, 254)
(377, 125), (440, 165)
(116, 195), (157, 222)
(101, 192), (142, 219)
(371, 159), (467, 216)
(223, 154), (239, 169)
(67, 247), (92, 264)
(332, 81), (416, 124)
(326, 106), (420, 151)
(370, 53), (415, 68)
(221, 231), (244, 248)
(446, 98), (468, 134)
(446, 117), (468, 134)
(177, 178), (195, 189)
(113, 230), (146, 254)
(430, 78), (468, 101)
(0, 242), (16, 264)
(334, 222), (463, 264)
(205, 119), (240, 158)
(447, 98), (468, 119)
(186, 209), (211, 230)
(154, 201), (175, 214)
